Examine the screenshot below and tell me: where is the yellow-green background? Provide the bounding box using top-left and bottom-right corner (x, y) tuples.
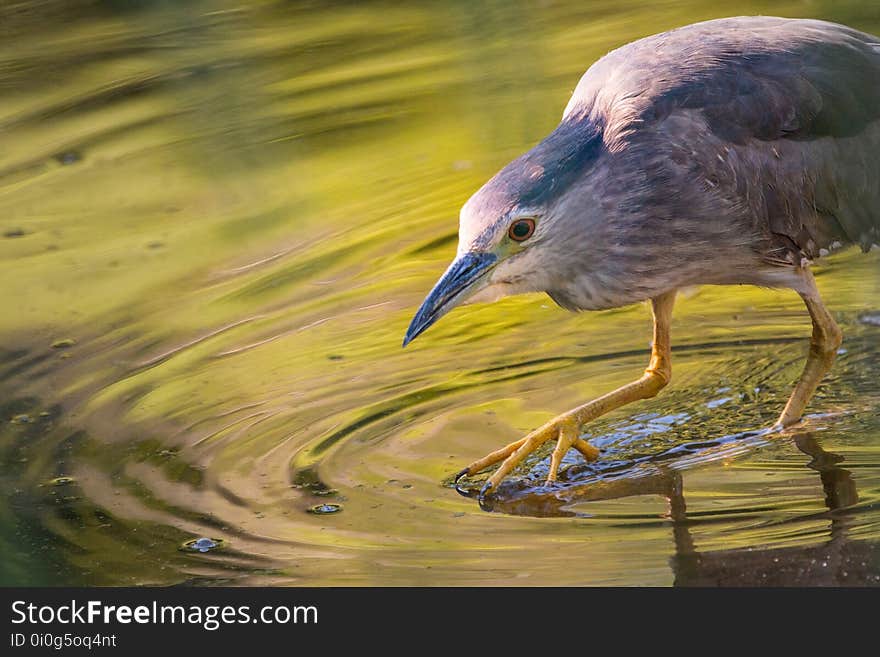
(0, 0), (878, 585)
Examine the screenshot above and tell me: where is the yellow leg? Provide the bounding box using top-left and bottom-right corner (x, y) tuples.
(454, 435), (598, 482)
(458, 290), (676, 497)
(776, 279), (843, 428)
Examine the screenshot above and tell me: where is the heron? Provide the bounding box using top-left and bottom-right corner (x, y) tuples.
(403, 16), (880, 498)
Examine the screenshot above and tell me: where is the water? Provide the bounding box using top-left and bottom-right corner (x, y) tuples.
(1, 0), (879, 586)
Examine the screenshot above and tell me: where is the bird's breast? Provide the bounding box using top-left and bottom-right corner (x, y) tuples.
(547, 274), (649, 311)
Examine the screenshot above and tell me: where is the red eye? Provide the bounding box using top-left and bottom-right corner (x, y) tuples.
(508, 218), (535, 242)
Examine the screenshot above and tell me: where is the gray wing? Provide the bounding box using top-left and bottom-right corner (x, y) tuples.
(573, 17), (880, 256)
(644, 19), (880, 143)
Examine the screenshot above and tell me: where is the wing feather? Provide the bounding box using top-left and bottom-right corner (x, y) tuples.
(569, 17), (880, 254)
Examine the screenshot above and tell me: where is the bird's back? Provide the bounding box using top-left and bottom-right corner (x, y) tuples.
(567, 16), (880, 262)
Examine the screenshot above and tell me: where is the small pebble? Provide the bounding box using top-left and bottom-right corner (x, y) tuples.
(181, 537), (223, 553)
(54, 151), (82, 165)
(308, 503), (342, 515)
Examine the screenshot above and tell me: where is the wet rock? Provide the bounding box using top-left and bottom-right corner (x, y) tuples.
(51, 338), (76, 349)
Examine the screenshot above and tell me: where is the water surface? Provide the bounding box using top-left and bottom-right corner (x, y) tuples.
(1, 0), (879, 586)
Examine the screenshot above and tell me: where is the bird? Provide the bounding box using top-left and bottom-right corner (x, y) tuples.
(402, 16), (880, 499)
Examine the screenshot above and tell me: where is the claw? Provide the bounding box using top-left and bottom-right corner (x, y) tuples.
(454, 483), (472, 497)
(453, 470), (473, 497)
(479, 481), (494, 499)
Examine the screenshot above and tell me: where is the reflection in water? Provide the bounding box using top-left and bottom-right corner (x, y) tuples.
(471, 433), (878, 586)
(0, 1), (879, 585)
(672, 435), (876, 586)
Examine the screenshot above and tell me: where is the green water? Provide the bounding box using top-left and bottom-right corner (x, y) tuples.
(1, 0), (879, 586)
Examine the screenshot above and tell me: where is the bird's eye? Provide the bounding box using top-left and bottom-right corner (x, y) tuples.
(508, 218), (535, 242)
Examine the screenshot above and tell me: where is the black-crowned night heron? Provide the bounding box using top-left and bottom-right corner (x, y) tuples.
(403, 16), (880, 497)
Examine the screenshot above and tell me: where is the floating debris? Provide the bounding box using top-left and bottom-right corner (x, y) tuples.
(10, 414), (33, 424)
(3, 228), (25, 238)
(181, 537), (224, 553)
(308, 503), (342, 515)
(48, 476), (76, 487)
(312, 487), (339, 497)
(51, 338), (76, 349)
(291, 467), (338, 497)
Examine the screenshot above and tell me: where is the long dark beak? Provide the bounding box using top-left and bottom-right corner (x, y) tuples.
(403, 251), (497, 347)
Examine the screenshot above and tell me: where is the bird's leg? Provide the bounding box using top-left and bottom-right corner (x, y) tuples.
(459, 290), (676, 496)
(775, 281), (843, 428)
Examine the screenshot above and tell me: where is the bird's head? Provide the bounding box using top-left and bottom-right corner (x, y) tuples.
(403, 118), (604, 347)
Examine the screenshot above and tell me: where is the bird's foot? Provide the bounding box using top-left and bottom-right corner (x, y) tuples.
(455, 412), (600, 500)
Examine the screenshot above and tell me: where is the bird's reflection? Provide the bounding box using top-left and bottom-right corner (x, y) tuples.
(671, 433), (874, 586)
(463, 432), (879, 585)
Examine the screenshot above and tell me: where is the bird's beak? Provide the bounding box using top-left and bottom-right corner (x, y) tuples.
(403, 251), (497, 347)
